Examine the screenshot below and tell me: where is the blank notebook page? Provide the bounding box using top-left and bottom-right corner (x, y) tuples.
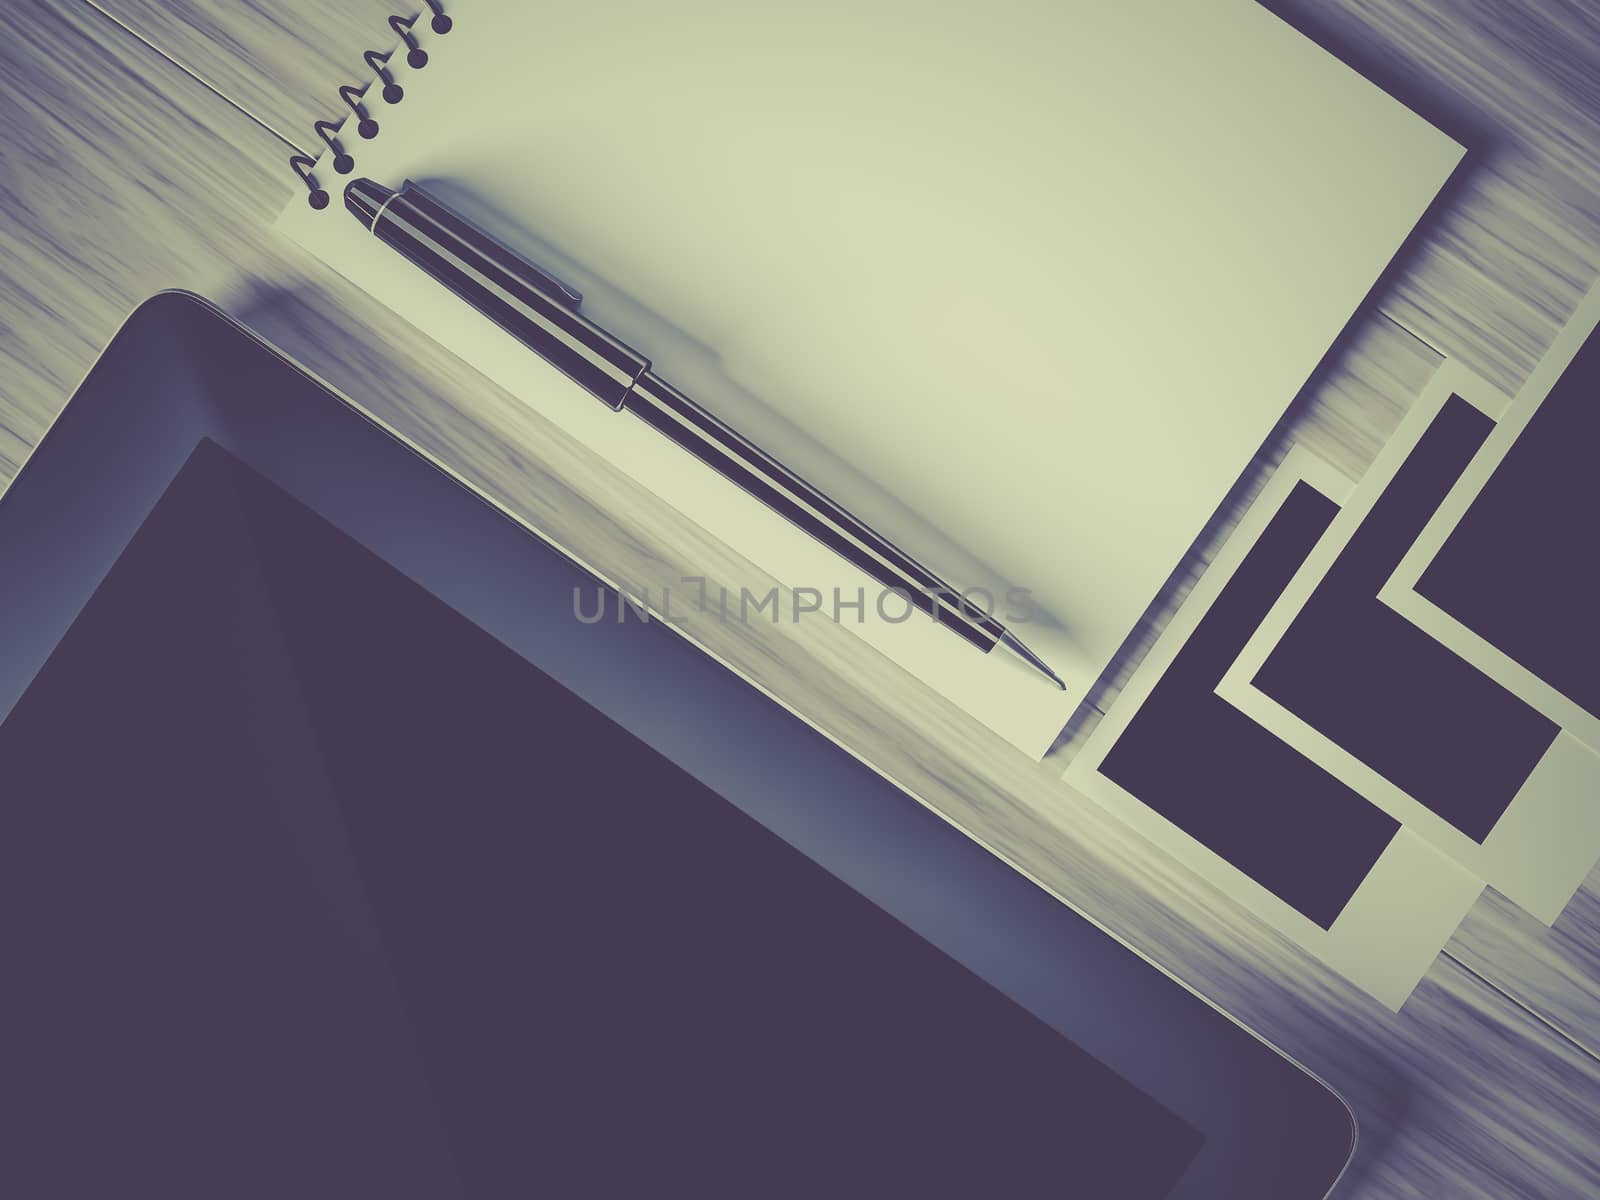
(279, 0), (1462, 754)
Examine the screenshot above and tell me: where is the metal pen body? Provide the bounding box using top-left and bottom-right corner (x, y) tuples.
(344, 177), (1064, 686)
(625, 370), (1011, 648)
(348, 178), (647, 410)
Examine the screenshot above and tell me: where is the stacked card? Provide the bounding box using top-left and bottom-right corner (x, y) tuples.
(1066, 281), (1600, 1009)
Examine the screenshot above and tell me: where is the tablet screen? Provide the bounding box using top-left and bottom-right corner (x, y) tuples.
(0, 438), (1202, 1197)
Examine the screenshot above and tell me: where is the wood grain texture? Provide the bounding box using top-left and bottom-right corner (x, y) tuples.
(75, 0), (403, 151)
(4, 0), (1598, 1194)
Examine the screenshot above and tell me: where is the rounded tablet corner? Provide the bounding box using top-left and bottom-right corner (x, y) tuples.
(1315, 1079), (1360, 1198)
(0, 291), (231, 511)
(1275, 1062), (1359, 1200)
(1183, 1061), (1356, 1200)
(102, 291), (231, 355)
(1180, 998), (1358, 1200)
(131, 288), (227, 324)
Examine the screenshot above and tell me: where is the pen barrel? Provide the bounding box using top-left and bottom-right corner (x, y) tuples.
(373, 187), (649, 410)
(627, 371), (1006, 650)
(348, 179), (1019, 664)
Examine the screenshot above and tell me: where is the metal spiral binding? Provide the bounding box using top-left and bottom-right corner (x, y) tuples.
(313, 120), (355, 174)
(388, 14), (429, 70)
(364, 49), (404, 104)
(290, 5), (452, 207)
(422, 0), (453, 34)
(289, 155), (330, 210)
(338, 84), (380, 140)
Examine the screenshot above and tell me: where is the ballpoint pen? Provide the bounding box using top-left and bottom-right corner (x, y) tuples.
(344, 177), (1066, 690)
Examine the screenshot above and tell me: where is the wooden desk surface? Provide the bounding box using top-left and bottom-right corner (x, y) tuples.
(4, 1), (1597, 1193)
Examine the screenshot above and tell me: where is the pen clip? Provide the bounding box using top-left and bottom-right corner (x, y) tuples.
(400, 179), (585, 311)
(517, 257), (585, 311)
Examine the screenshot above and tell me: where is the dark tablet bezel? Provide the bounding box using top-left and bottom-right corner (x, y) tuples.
(0, 292), (1356, 1199)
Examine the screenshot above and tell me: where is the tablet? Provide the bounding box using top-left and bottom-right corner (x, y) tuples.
(0, 294), (1354, 1198)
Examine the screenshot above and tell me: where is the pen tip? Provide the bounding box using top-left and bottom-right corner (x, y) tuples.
(997, 629), (1068, 691)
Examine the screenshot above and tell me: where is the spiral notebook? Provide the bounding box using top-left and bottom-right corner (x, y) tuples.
(276, 0), (1463, 757)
